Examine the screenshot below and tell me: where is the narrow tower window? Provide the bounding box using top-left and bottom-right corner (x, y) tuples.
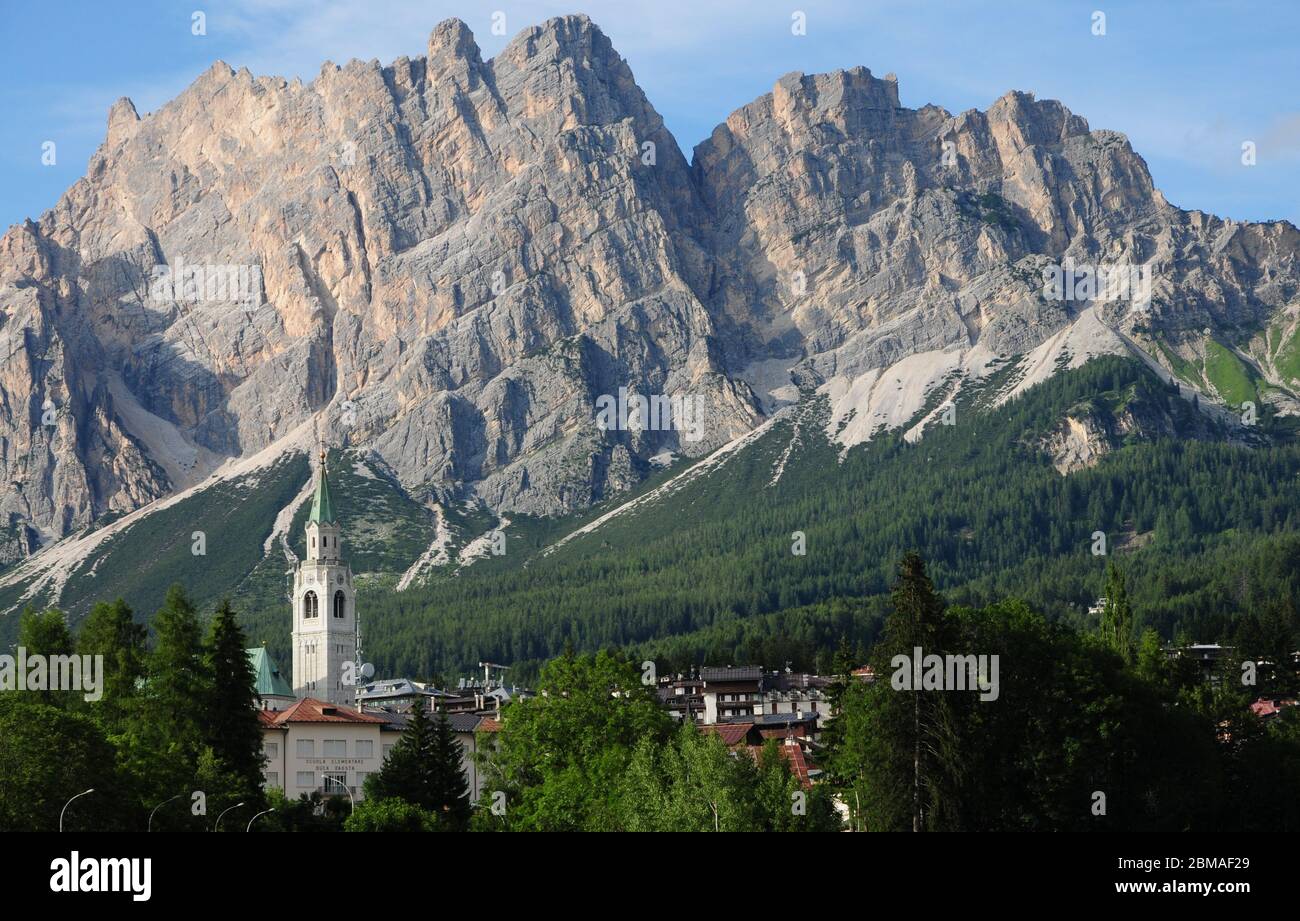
(304, 590), (318, 619)
(334, 590), (345, 619)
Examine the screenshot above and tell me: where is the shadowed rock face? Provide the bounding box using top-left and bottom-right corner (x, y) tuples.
(1, 13), (1297, 547)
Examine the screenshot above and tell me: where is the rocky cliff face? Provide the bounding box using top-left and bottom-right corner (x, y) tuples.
(1, 13), (1298, 552)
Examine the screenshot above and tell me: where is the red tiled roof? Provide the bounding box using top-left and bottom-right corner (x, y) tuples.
(702, 722), (754, 746)
(732, 737), (815, 788)
(1251, 697), (1298, 718)
(476, 718), (502, 733)
(777, 741), (814, 789)
(263, 697), (388, 726)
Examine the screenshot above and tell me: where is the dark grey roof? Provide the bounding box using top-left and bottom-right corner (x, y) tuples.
(367, 708), (490, 734)
(700, 666), (763, 682)
(447, 712), (488, 733)
(355, 678), (438, 700)
(721, 712), (817, 727)
(768, 673), (831, 691)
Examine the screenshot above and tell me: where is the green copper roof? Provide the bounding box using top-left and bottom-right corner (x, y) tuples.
(309, 455), (336, 524)
(247, 646), (293, 699)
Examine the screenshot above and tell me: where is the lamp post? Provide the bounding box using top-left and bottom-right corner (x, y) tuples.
(148, 793), (183, 832)
(213, 802), (245, 832)
(60, 789), (94, 832)
(246, 808), (276, 832)
(322, 774), (354, 816)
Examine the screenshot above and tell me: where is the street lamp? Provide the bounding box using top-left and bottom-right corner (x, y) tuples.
(148, 793), (183, 832)
(322, 774), (354, 816)
(59, 789), (94, 832)
(213, 802), (245, 832)
(246, 808), (276, 832)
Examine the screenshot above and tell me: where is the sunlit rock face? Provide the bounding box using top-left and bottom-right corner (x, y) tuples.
(1, 14), (1296, 548)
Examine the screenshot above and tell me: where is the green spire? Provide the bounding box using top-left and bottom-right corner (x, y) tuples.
(246, 646), (293, 699)
(309, 451), (336, 524)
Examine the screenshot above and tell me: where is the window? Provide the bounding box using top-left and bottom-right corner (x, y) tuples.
(323, 740), (346, 757)
(356, 740), (373, 758)
(297, 739), (314, 758)
(355, 771), (368, 788)
(265, 742), (278, 758)
(265, 773), (279, 788)
(383, 744), (395, 759)
(304, 590), (318, 618)
(296, 771), (315, 788)
(333, 590), (346, 619)
(322, 771), (348, 795)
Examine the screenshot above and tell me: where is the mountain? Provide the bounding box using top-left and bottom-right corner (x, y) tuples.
(2, 15), (1299, 662)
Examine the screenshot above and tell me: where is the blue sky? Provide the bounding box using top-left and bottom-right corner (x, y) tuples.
(1, 0), (1297, 231)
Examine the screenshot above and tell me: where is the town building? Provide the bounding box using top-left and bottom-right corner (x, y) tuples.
(354, 677), (444, 710)
(657, 673), (705, 724)
(693, 665), (831, 730)
(252, 453), (511, 805)
(1168, 643), (1235, 683)
(258, 697), (400, 800)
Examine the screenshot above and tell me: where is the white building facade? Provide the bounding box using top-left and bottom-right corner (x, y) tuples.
(259, 698), (399, 799)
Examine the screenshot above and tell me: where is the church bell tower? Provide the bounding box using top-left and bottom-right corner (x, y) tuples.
(292, 452), (357, 705)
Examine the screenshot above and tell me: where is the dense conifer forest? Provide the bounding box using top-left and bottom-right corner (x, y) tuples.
(328, 358), (1300, 681)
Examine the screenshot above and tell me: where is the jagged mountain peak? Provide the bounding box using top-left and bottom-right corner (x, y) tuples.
(1, 13), (1298, 575)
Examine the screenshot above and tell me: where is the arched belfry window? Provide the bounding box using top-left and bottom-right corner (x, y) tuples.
(333, 590), (346, 619)
(304, 590), (318, 619)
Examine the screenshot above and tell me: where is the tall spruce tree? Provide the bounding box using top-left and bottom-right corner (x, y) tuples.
(121, 584), (210, 820)
(204, 598), (266, 801)
(875, 552), (964, 831)
(364, 700), (470, 829)
(147, 585), (207, 733)
(429, 705), (471, 830)
(364, 699), (434, 805)
(76, 598), (146, 728)
(16, 608), (74, 705)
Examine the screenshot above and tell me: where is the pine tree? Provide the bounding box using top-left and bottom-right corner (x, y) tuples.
(814, 636), (857, 795)
(428, 705), (471, 830)
(17, 607), (73, 657)
(876, 552), (963, 831)
(364, 700), (486, 830)
(120, 584), (210, 821)
(76, 598), (146, 728)
(365, 699), (435, 808)
(204, 598), (266, 801)
(17, 608), (74, 705)
(148, 585), (207, 733)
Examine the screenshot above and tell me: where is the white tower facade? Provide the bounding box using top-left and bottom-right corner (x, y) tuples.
(292, 453), (357, 705)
